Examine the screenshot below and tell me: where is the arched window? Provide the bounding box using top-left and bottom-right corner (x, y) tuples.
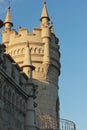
(12, 93), (15, 106)
(30, 47), (34, 53)
(34, 48), (37, 53)
(23, 101), (26, 112)
(16, 96), (18, 106)
(0, 85), (2, 97)
(16, 95), (20, 109)
(38, 67), (40, 72)
(42, 49), (44, 54)
(17, 49), (21, 55)
(0, 81), (2, 97)
(38, 48), (42, 53)
(42, 68), (44, 72)
(20, 99), (22, 110)
(8, 89), (11, 103)
(14, 50), (16, 55)
(3, 85), (7, 101)
(21, 48), (25, 54)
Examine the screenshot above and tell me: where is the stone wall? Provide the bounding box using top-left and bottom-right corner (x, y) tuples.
(0, 49), (27, 130)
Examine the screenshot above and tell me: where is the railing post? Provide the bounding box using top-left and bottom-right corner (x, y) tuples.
(60, 119), (76, 130)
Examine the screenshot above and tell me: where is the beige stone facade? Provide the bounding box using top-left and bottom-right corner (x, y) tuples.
(0, 2), (60, 130)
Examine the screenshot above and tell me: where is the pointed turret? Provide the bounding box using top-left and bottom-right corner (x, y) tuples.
(40, 1), (50, 27)
(4, 6), (13, 31)
(40, 2), (51, 64)
(40, 1), (50, 21)
(22, 41), (35, 78)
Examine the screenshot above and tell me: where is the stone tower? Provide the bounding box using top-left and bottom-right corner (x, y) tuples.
(2, 2), (60, 130)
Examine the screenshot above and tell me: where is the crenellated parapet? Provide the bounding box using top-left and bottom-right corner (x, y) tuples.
(2, 27), (42, 45)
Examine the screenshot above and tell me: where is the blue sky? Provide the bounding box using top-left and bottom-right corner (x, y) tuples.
(0, 0), (87, 130)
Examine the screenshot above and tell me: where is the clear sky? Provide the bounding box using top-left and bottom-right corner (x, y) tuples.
(0, 0), (87, 130)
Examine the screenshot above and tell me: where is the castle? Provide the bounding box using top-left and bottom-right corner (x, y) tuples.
(0, 2), (76, 130)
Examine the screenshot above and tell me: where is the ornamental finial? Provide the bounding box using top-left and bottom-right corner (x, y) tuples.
(44, 0), (46, 4)
(8, 0), (11, 9)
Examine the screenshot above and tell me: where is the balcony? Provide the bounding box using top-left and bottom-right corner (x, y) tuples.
(36, 115), (76, 130)
(60, 119), (76, 130)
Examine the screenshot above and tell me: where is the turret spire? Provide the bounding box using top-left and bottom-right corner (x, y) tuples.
(22, 41), (35, 78)
(40, 1), (50, 22)
(4, 4), (13, 31)
(40, 1), (51, 64)
(24, 42), (32, 66)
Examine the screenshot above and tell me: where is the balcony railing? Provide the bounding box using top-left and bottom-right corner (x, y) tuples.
(36, 115), (76, 130)
(60, 119), (76, 130)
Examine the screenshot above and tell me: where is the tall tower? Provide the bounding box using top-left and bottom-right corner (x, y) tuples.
(2, 2), (60, 130)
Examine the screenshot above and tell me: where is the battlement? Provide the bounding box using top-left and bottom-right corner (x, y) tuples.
(2, 26), (42, 46)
